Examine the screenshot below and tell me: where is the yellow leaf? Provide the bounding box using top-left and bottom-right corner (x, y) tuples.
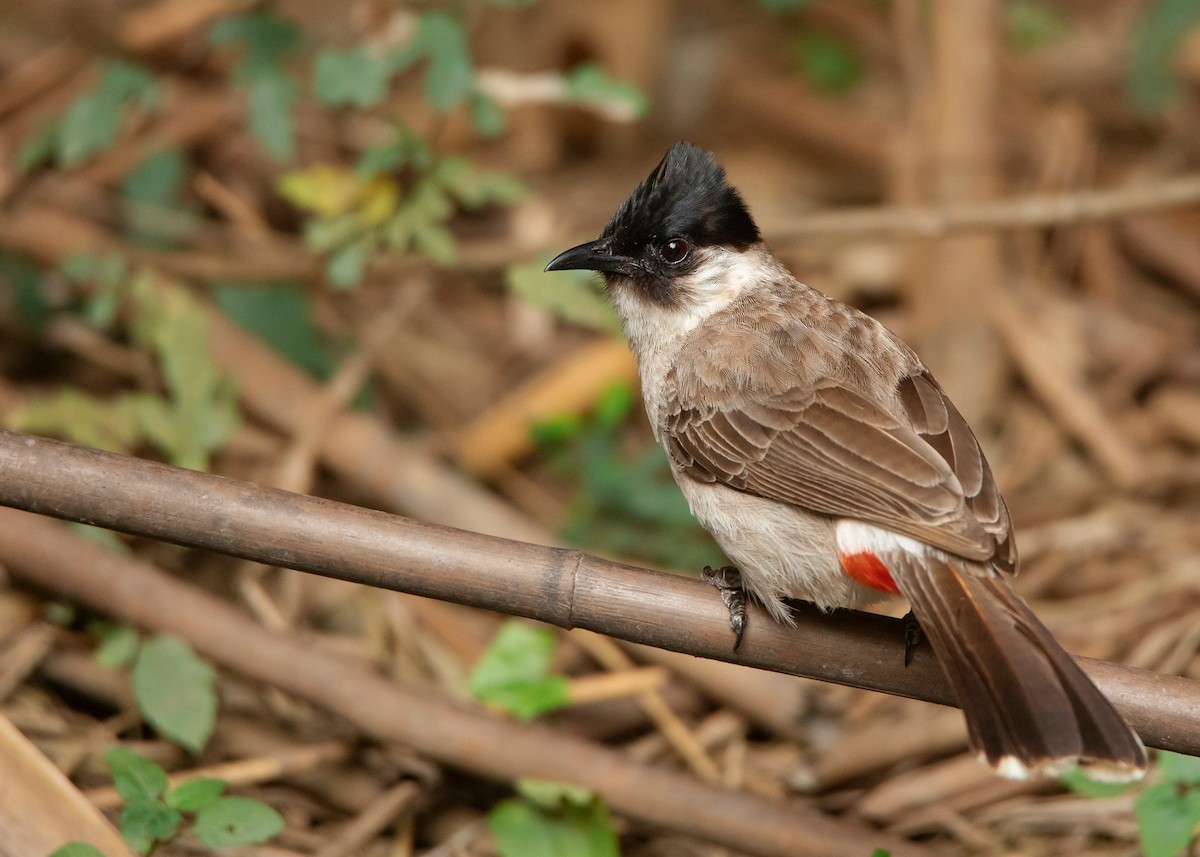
(359, 175), (400, 224)
(277, 165), (364, 217)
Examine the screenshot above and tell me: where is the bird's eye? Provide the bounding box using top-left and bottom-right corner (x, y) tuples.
(659, 238), (690, 265)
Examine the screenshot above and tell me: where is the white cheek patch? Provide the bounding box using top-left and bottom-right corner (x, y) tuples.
(613, 246), (768, 347)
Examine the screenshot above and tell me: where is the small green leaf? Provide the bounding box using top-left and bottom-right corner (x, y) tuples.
(1135, 781), (1200, 857)
(192, 797), (284, 847)
(104, 748), (169, 802)
(516, 779), (596, 810)
(314, 47), (390, 107)
(1160, 752), (1200, 785)
(119, 795), (181, 855)
(132, 636), (217, 752)
(412, 222), (457, 266)
(434, 157), (525, 208)
(94, 622), (140, 669)
(870, 850), (892, 857)
(49, 843), (108, 857)
(562, 65), (649, 120)
(215, 283), (335, 379)
(55, 61), (159, 167)
(165, 778), (225, 812)
(326, 239), (374, 288)
(1059, 766), (1136, 798)
(488, 791), (619, 857)
(246, 69), (298, 162)
(507, 256), (622, 336)
(414, 13), (474, 112)
(469, 621), (570, 720)
(793, 31), (861, 95)
(470, 90), (506, 136)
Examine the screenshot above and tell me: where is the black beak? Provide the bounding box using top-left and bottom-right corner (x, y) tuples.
(544, 240), (629, 275)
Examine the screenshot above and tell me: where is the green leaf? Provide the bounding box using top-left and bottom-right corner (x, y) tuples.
(1059, 766), (1136, 798)
(105, 748), (169, 802)
(531, 414), (583, 446)
(211, 13), (301, 159)
(1136, 781), (1200, 857)
(356, 126), (431, 175)
(516, 779), (596, 810)
(314, 47), (390, 107)
(93, 622), (141, 669)
(192, 797), (284, 847)
(119, 795), (181, 855)
(132, 636), (217, 752)
(1128, 0), (1200, 114)
(1160, 752), (1200, 785)
(469, 621), (570, 720)
(215, 283), (335, 379)
(507, 256), (622, 336)
(793, 31), (861, 95)
(412, 222), (457, 266)
(0, 251), (48, 329)
(121, 148), (195, 247)
(246, 69), (298, 162)
(210, 12), (300, 78)
(414, 12), (474, 111)
(56, 61), (159, 167)
(14, 388), (143, 453)
(870, 850), (892, 857)
(434, 157), (525, 208)
(470, 90), (506, 136)
(326, 239), (374, 288)
(165, 778), (225, 812)
(1006, 1), (1069, 52)
(488, 791), (619, 857)
(562, 65), (649, 120)
(49, 843), (108, 857)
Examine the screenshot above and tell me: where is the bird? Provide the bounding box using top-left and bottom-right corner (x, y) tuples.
(545, 141), (1146, 782)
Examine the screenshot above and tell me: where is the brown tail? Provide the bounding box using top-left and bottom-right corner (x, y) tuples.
(890, 554), (1146, 781)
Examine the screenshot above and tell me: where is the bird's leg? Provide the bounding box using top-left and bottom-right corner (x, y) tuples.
(903, 611), (923, 667)
(702, 565), (747, 650)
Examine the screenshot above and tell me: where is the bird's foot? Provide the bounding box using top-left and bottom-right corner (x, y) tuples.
(903, 611), (922, 667)
(702, 565), (747, 650)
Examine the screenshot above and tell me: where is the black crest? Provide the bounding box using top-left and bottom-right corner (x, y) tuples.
(603, 142), (760, 253)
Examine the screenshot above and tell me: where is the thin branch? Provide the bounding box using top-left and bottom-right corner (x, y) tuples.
(0, 429), (1197, 761)
(0, 475), (925, 857)
(767, 173), (1200, 241)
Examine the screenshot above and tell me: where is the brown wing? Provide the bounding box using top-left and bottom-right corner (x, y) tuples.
(665, 369), (1016, 571)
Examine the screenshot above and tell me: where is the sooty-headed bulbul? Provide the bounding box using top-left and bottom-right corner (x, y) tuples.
(545, 141), (1145, 781)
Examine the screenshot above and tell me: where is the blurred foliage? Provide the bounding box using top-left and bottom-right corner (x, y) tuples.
(214, 281), (337, 379)
(279, 128), (524, 286)
(209, 11), (302, 161)
(11, 255), (239, 471)
(535, 384), (725, 572)
(488, 779), (620, 857)
(470, 620), (570, 720)
(792, 30), (862, 95)
(506, 257), (622, 336)
(1128, 0), (1200, 114)
(120, 148), (199, 249)
(1005, 1), (1069, 52)
(17, 60), (158, 170)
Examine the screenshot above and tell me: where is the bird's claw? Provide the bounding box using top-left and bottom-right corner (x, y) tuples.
(903, 611), (923, 667)
(702, 565), (747, 650)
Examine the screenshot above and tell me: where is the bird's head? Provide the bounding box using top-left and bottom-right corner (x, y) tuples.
(545, 142), (762, 318)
